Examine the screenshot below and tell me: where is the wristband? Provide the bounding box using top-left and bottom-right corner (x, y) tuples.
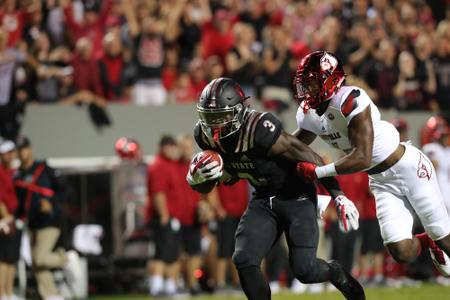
(315, 163), (337, 179)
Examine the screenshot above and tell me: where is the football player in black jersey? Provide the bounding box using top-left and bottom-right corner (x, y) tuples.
(186, 77), (364, 300)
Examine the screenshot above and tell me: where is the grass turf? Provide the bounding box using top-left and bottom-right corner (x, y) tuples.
(89, 284), (450, 300)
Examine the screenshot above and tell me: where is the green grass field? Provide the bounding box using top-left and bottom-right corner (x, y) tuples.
(89, 284), (450, 300)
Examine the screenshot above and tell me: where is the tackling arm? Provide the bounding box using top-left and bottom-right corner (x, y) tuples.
(277, 131), (360, 232)
(334, 106), (373, 174)
(269, 131), (343, 199)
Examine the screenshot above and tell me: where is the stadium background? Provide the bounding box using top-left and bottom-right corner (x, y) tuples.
(0, 0), (450, 299)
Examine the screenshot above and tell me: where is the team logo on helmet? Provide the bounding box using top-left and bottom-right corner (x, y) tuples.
(320, 53), (338, 72)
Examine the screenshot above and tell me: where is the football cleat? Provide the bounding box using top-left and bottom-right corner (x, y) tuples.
(429, 247), (450, 277)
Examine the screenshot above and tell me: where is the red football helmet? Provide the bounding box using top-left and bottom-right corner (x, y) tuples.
(420, 116), (450, 146)
(294, 51), (345, 110)
(115, 137), (141, 160)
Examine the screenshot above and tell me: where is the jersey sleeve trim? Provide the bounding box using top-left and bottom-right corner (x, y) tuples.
(341, 89), (360, 117)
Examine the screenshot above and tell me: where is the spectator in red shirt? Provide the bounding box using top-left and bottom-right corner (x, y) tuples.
(61, 0), (113, 60)
(0, 0), (32, 47)
(189, 58), (207, 99)
(71, 37), (103, 97)
(353, 173), (385, 286)
(98, 32), (128, 102)
(201, 9), (236, 65)
(210, 180), (249, 290)
(147, 135), (183, 297)
(177, 134), (204, 295)
(0, 139), (20, 300)
(325, 172), (365, 273)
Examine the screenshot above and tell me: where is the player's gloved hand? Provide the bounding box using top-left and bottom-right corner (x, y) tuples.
(187, 153), (223, 186)
(296, 162), (318, 182)
(335, 195), (359, 233)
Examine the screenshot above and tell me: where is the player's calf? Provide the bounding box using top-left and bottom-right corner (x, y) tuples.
(386, 239), (421, 263)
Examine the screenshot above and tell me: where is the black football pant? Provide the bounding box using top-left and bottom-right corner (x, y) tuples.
(232, 196), (331, 300)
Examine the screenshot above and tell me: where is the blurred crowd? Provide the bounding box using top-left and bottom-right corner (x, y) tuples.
(0, 0), (449, 111)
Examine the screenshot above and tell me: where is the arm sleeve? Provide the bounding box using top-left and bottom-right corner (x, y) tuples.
(97, 0), (113, 25)
(340, 88), (371, 125)
(254, 113), (283, 155)
(63, 6), (81, 31)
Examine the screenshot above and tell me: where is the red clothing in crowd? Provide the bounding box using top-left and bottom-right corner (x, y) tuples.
(0, 9), (28, 47)
(147, 154), (185, 222)
(217, 180), (249, 217)
(98, 54), (123, 100)
(201, 21), (235, 63)
(71, 55), (103, 96)
(162, 67), (178, 91)
(177, 160), (201, 225)
(63, 0), (113, 59)
(0, 164), (18, 214)
(336, 172), (376, 220)
(190, 79), (207, 99)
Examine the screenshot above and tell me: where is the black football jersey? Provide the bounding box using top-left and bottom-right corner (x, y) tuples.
(194, 110), (316, 199)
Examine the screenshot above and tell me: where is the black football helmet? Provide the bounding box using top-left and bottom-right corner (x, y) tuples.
(197, 77), (250, 141)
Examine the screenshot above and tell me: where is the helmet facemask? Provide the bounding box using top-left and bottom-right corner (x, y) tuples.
(294, 74), (322, 110)
(197, 103), (247, 142)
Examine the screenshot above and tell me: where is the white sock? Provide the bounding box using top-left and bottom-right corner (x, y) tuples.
(149, 275), (164, 295)
(164, 278), (177, 295)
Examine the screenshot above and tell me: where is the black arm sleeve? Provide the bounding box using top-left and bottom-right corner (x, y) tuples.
(253, 113), (283, 155)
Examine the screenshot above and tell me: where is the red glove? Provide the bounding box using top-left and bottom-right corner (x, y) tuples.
(296, 162), (318, 182)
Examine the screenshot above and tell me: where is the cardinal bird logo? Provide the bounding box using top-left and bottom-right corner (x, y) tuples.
(417, 153), (432, 180)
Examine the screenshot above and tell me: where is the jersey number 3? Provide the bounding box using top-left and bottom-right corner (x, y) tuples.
(263, 120), (276, 132)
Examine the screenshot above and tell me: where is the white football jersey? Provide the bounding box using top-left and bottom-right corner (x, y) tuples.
(296, 85), (399, 170)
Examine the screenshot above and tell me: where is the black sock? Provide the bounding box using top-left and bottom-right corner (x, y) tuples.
(237, 266), (271, 300)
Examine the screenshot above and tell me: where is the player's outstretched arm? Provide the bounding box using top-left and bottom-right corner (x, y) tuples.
(297, 106), (374, 181)
(269, 131), (360, 232)
(334, 106), (373, 174)
(268, 131), (343, 199)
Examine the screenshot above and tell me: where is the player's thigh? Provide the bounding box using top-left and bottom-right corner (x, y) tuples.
(397, 146), (450, 240)
(233, 199), (280, 268)
(371, 186), (414, 244)
(281, 197), (319, 248)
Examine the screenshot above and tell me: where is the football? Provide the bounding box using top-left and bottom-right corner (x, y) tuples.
(189, 150), (223, 194)
(192, 150), (223, 172)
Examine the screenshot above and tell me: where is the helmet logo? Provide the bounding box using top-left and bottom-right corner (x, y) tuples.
(208, 100), (217, 108)
(320, 53), (338, 72)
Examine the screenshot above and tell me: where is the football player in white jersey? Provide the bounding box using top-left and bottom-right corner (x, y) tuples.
(421, 116), (450, 216)
(293, 51), (450, 277)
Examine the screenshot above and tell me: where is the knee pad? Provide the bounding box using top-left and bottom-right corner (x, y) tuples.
(232, 250), (258, 269)
(291, 258), (319, 284)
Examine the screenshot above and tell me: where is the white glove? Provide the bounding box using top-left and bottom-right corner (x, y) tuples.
(335, 195), (359, 233)
(186, 153), (223, 186)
